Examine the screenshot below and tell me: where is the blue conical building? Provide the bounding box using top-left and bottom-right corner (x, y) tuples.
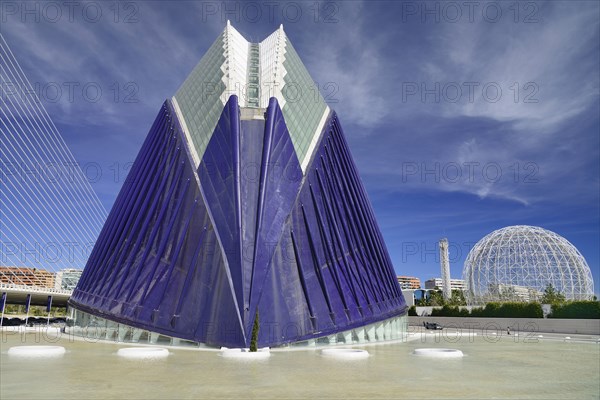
(69, 23), (407, 348)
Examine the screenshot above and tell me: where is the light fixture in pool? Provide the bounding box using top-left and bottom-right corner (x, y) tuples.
(7, 346), (66, 358)
(116, 347), (170, 360)
(412, 348), (464, 358)
(320, 349), (370, 360)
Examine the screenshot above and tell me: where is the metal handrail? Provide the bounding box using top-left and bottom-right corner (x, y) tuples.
(0, 283), (73, 295)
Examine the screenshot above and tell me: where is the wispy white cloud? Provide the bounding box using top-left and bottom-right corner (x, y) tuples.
(345, 1), (600, 205)
(2, 2), (224, 127)
(295, 2), (390, 128)
(3, 0), (598, 209)
(426, 2), (599, 133)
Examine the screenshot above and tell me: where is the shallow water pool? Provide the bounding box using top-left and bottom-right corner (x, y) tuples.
(1, 329), (598, 399)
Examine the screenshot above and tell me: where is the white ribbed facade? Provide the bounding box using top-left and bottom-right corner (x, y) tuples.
(173, 22), (329, 171)
(222, 21), (249, 106)
(259, 27), (287, 108)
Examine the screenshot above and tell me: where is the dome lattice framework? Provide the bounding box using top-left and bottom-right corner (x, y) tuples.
(463, 226), (594, 304)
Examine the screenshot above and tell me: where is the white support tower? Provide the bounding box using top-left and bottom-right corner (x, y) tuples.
(439, 238), (451, 300)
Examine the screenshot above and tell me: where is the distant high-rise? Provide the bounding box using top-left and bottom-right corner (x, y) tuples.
(69, 23), (407, 348)
(425, 278), (467, 291)
(439, 238), (451, 300)
(397, 276), (421, 290)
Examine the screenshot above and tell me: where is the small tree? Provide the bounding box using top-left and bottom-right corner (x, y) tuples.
(448, 289), (467, 306)
(428, 290), (446, 306)
(415, 296), (429, 306)
(541, 284), (566, 304)
(249, 309), (259, 352)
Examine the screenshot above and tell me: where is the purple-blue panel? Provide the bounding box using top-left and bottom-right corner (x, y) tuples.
(69, 100), (246, 347)
(70, 98), (404, 349)
(197, 96), (245, 321)
(255, 111), (407, 347)
(198, 97), (303, 344)
(239, 118), (265, 320)
(245, 98), (304, 341)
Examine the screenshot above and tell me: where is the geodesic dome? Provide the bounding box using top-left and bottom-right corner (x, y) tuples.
(463, 226), (594, 304)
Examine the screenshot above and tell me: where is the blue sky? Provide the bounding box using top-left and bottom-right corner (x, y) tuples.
(2, 1), (599, 294)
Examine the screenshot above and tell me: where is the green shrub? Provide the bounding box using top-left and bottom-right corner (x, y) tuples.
(548, 301), (600, 319)
(480, 302), (543, 318)
(430, 306), (443, 317)
(467, 302), (542, 318)
(408, 306), (417, 316)
(429, 302), (543, 318)
(470, 307), (484, 317)
(431, 305), (469, 317)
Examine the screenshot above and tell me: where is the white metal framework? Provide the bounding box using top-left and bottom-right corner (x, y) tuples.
(0, 34), (107, 292)
(463, 226), (594, 304)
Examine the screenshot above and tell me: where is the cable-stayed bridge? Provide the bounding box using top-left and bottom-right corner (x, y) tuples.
(0, 34), (107, 307)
